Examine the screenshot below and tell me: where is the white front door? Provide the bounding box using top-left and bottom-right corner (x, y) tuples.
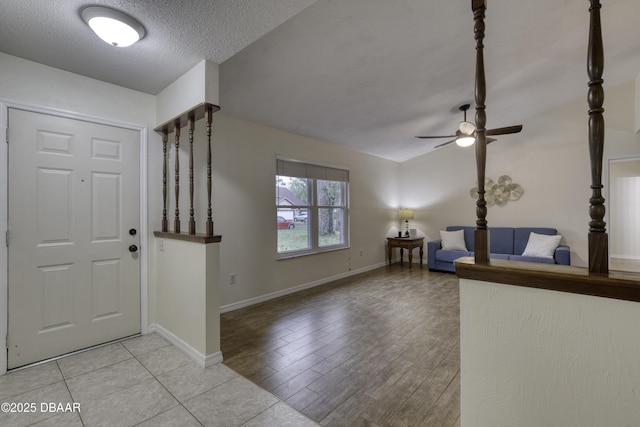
(7, 108), (141, 369)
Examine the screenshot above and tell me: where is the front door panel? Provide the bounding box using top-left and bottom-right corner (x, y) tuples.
(7, 109), (141, 369)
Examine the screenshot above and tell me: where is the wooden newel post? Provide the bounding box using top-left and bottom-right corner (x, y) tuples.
(472, 0), (489, 263)
(205, 105), (214, 236)
(174, 121), (181, 233)
(161, 129), (169, 232)
(587, 0), (608, 274)
(188, 114), (196, 235)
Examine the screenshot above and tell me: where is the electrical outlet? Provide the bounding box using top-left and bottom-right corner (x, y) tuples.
(158, 239), (164, 251)
(229, 273), (236, 285)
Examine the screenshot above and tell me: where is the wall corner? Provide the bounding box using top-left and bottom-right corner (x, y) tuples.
(156, 60), (220, 125)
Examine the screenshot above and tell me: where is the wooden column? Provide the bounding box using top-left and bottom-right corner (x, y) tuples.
(472, 0), (489, 263)
(205, 105), (214, 236)
(188, 114), (196, 235)
(587, 0), (608, 274)
(161, 129), (169, 232)
(174, 121), (181, 233)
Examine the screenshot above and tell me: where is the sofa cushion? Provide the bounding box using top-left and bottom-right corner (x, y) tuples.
(521, 232), (562, 258)
(447, 226), (514, 254)
(446, 226), (475, 251)
(440, 229), (468, 251)
(514, 227), (557, 255)
(554, 246), (571, 265)
(436, 249), (471, 263)
(469, 252), (511, 260)
(509, 254), (556, 264)
(489, 228), (514, 255)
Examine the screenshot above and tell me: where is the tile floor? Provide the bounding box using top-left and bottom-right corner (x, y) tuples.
(0, 333), (319, 426)
(221, 265), (461, 426)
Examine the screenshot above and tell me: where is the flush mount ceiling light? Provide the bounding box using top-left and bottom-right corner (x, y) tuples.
(81, 6), (145, 47)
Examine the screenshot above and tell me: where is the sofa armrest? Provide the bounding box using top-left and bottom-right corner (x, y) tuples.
(554, 245), (571, 265)
(427, 239), (442, 269)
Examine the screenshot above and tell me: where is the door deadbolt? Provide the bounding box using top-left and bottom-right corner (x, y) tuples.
(129, 229), (137, 236)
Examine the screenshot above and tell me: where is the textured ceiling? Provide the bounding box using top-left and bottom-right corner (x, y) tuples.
(0, 0), (317, 94)
(1, 0), (639, 162)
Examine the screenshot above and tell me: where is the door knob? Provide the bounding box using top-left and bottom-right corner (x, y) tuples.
(129, 245), (138, 253)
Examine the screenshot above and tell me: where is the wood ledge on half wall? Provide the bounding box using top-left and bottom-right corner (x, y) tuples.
(153, 230), (222, 244)
(455, 257), (640, 303)
(154, 102), (221, 134)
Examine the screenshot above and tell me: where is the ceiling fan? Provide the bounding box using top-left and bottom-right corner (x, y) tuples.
(416, 104), (523, 149)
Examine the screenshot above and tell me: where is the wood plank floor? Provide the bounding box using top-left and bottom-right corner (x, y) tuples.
(221, 265), (460, 426)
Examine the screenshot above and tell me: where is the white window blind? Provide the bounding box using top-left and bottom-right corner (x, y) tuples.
(276, 159), (349, 182)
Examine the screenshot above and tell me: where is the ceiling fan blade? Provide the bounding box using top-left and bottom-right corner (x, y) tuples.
(486, 125), (523, 136)
(416, 134), (457, 139)
(434, 139), (457, 148)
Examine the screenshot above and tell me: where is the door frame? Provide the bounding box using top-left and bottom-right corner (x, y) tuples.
(606, 152), (640, 267)
(0, 98), (149, 375)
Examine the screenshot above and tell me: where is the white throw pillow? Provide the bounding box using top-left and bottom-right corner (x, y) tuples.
(440, 229), (468, 251)
(521, 232), (562, 258)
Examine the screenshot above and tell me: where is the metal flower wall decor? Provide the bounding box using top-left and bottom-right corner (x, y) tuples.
(470, 175), (523, 207)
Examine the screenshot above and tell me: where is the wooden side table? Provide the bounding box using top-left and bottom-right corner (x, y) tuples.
(387, 236), (424, 268)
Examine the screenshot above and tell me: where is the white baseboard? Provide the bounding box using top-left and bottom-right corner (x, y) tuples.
(220, 261), (388, 313)
(148, 323), (223, 368)
(610, 254), (640, 260)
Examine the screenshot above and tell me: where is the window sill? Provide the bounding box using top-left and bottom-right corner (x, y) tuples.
(277, 245), (350, 260)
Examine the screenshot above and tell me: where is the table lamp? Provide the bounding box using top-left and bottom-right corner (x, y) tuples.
(399, 209), (414, 237)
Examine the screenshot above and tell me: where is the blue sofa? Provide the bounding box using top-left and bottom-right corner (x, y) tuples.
(427, 226), (570, 272)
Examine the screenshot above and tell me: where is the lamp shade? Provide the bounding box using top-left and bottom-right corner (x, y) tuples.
(399, 209), (414, 220)
(455, 135), (476, 147)
(82, 6), (145, 47)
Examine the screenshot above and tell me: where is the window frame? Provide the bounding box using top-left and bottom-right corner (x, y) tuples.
(276, 158), (350, 259)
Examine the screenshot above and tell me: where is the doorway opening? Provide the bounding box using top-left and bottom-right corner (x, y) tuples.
(608, 156), (640, 273)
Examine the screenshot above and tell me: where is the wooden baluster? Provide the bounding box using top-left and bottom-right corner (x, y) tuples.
(188, 114), (196, 234)
(472, 0), (489, 263)
(174, 121), (181, 233)
(206, 105), (214, 236)
(587, 0), (608, 274)
(161, 129), (169, 232)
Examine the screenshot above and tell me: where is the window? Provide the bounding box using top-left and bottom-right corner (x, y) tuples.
(276, 159), (349, 257)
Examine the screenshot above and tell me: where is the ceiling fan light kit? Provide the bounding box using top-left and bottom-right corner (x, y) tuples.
(81, 6), (146, 47)
(416, 103), (522, 149)
(456, 135), (476, 147)
(459, 120), (476, 135)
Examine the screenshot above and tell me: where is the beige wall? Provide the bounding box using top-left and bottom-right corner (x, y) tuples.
(400, 81), (640, 267)
(0, 53), (156, 125)
(209, 114), (400, 308)
(460, 278), (640, 427)
(154, 238), (220, 362)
